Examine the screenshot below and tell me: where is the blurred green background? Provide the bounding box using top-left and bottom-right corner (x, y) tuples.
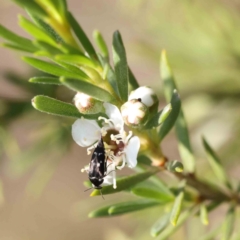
(0, 0), (240, 239)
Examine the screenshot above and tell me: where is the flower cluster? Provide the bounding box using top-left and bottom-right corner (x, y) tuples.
(72, 86), (158, 189)
(72, 101), (140, 189)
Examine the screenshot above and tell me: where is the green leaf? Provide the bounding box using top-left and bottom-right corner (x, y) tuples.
(109, 200), (159, 216)
(158, 206), (197, 240)
(221, 204), (236, 240)
(55, 54), (98, 69)
(150, 213), (170, 237)
(33, 40), (63, 55)
(112, 30), (129, 102)
(202, 137), (231, 189)
(145, 104), (172, 129)
(200, 203), (209, 225)
(61, 77), (114, 103)
(1, 42), (36, 53)
(131, 186), (174, 203)
(0, 25), (38, 52)
(46, 0), (68, 19)
(67, 12), (98, 60)
(23, 57), (86, 79)
(29, 76), (61, 85)
(53, 59), (89, 79)
(91, 168), (160, 196)
(158, 90), (181, 140)
(89, 199), (159, 218)
(19, 15), (57, 47)
(13, 0), (47, 18)
(93, 30), (109, 61)
(128, 67), (139, 92)
(32, 95), (102, 119)
(161, 50), (195, 172)
(98, 54), (119, 95)
(170, 180), (185, 226)
(29, 13), (64, 43)
(88, 205), (111, 218)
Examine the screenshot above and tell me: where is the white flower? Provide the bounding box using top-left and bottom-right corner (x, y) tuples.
(121, 99), (149, 127)
(72, 103), (140, 188)
(129, 86), (158, 107)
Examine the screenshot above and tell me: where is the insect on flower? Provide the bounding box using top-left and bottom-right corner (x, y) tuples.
(72, 102), (140, 190)
(84, 137), (107, 198)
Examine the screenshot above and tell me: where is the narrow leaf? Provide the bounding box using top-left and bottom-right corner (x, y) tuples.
(158, 206), (197, 240)
(33, 40), (63, 55)
(158, 90), (181, 140)
(112, 30), (129, 101)
(32, 95), (101, 119)
(200, 203), (209, 225)
(108, 200), (159, 216)
(88, 205), (110, 218)
(150, 213), (170, 237)
(93, 30), (109, 61)
(61, 78), (114, 103)
(131, 186), (174, 203)
(68, 12), (98, 60)
(88, 200), (158, 218)
(19, 15), (57, 47)
(202, 137), (231, 189)
(170, 180), (185, 226)
(161, 50), (195, 172)
(53, 59), (89, 79)
(98, 54), (119, 95)
(145, 104), (172, 129)
(55, 54), (98, 69)
(13, 0), (47, 18)
(23, 57), (86, 79)
(91, 168), (160, 196)
(29, 14), (64, 44)
(29, 77), (61, 85)
(1, 42), (36, 53)
(221, 204), (236, 240)
(46, 0), (68, 19)
(0, 24), (38, 52)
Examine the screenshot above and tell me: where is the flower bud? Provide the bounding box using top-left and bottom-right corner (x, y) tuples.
(74, 92), (103, 114)
(121, 99), (149, 127)
(129, 86), (158, 107)
(167, 160), (184, 173)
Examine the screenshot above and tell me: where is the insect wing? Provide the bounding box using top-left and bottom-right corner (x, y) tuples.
(88, 138), (106, 187)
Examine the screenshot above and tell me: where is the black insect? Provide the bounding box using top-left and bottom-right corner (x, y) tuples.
(88, 137), (107, 189)
(84, 137), (107, 198)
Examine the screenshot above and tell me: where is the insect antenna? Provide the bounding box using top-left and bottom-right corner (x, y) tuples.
(100, 189), (105, 200)
(84, 187), (93, 192)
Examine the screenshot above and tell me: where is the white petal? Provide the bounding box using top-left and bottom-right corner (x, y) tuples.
(102, 162), (115, 186)
(125, 136), (140, 168)
(103, 103), (124, 131)
(72, 118), (101, 147)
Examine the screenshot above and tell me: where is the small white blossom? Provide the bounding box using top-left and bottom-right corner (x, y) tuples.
(74, 92), (103, 114)
(72, 103), (140, 189)
(121, 99), (149, 127)
(129, 86), (158, 107)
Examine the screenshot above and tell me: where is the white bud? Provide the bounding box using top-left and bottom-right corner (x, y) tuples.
(121, 99), (149, 128)
(129, 86), (158, 107)
(74, 92), (103, 114)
